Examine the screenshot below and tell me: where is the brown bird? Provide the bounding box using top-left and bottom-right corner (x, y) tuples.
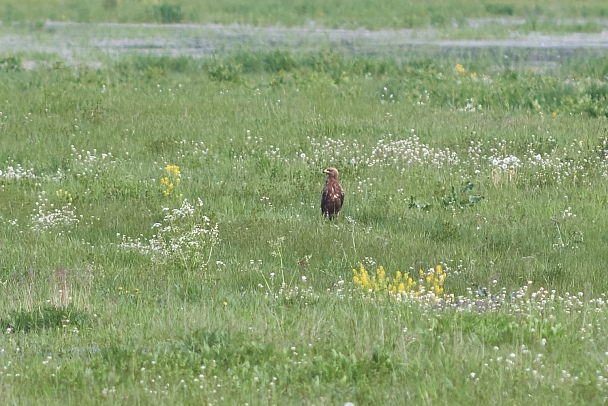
(321, 167), (344, 219)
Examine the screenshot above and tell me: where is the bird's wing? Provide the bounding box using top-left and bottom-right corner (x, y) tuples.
(339, 184), (344, 206)
(321, 188), (328, 213)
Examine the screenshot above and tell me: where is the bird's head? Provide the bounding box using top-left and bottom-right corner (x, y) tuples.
(323, 167), (339, 179)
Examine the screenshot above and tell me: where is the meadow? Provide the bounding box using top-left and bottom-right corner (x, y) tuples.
(3, 17), (608, 405)
(3, 0), (608, 34)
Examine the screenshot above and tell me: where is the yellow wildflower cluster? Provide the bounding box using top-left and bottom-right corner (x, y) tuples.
(160, 164), (183, 198)
(454, 63), (479, 80)
(353, 264), (446, 302)
(454, 63), (466, 75)
(55, 189), (73, 203)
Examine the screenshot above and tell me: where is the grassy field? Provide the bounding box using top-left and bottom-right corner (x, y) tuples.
(2, 46), (608, 404)
(2, 0), (608, 33)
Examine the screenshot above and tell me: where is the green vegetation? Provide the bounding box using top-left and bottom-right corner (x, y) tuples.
(2, 0), (608, 32)
(2, 48), (608, 404)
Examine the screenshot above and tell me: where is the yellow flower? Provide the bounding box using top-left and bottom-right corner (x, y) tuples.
(161, 165), (183, 199)
(454, 63), (466, 75)
(377, 266), (384, 275)
(352, 263), (447, 302)
(166, 164), (180, 176)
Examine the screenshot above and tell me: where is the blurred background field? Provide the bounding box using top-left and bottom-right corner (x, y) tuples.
(2, 2), (608, 405)
(3, 0), (608, 33)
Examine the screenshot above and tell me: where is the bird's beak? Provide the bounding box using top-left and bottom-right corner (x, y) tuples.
(323, 169), (329, 174)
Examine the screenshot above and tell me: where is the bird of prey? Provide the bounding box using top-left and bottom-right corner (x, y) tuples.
(321, 167), (344, 219)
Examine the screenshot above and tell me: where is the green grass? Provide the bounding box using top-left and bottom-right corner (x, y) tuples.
(2, 49), (608, 404)
(2, 0), (608, 33)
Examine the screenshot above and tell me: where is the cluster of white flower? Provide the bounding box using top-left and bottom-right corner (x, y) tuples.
(458, 136), (608, 186)
(260, 280), (317, 302)
(525, 150), (597, 186)
(228, 129), (608, 187)
(68, 145), (116, 178)
(0, 163), (37, 180)
(174, 139), (209, 160)
(272, 134), (460, 170)
(304, 136), (366, 166)
(490, 155), (522, 171)
(118, 198), (220, 270)
(30, 191), (78, 233)
(368, 135), (460, 169)
(458, 97), (482, 113)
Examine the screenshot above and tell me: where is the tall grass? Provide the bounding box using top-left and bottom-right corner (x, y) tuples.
(2, 49), (608, 403)
(2, 0), (608, 31)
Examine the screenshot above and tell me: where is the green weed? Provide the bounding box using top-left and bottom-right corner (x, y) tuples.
(2, 0), (607, 34)
(206, 58), (242, 82)
(153, 3), (183, 24)
(2, 305), (90, 333)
